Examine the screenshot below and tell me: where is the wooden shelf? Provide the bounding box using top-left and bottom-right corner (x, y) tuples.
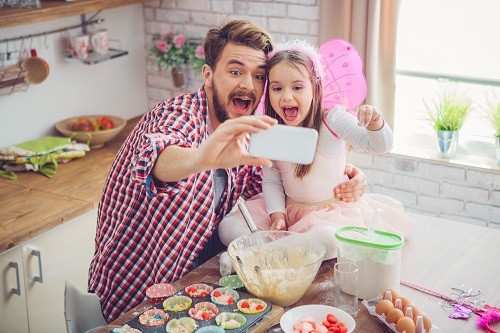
(0, 0), (148, 29)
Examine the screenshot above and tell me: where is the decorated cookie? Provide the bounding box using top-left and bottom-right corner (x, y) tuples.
(112, 324), (142, 333)
(218, 275), (244, 289)
(215, 312), (247, 330)
(166, 317), (197, 333)
(237, 298), (267, 314)
(138, 308), (169, 326)
(146, 283), (176, 304)
(188, 301), (219, 320)
(194, 325), (225, 333)
(210, 287), (239, 305)
(185, 283), (214, 298)
(163, 295), (193, 312)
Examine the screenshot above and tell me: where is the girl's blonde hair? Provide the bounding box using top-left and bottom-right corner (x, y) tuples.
(264, 40), (323, 178)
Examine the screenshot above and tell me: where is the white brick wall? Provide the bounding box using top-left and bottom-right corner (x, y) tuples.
(142, 0), (500, 229)
(349, 151), (500, 229)
(143, 0), (321, 107)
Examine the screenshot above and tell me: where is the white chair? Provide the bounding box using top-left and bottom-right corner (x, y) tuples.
(64, 279), (107, 333)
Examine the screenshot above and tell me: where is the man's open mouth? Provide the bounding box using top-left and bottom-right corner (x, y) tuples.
(232, 97), (252, 111)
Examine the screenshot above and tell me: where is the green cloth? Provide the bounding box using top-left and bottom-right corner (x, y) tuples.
(0, 136), (89, 179)
(15, 136), (72, 155)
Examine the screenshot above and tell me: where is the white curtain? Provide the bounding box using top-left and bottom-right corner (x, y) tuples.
(319, 0), (401, 128)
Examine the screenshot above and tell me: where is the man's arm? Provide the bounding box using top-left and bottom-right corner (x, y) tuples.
(152, 116), (277, 182)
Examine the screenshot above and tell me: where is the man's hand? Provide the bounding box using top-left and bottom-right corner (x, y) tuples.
(153, 116), (277, 182)
(333, 164), (367, 202)
(197, 115), (278, 170)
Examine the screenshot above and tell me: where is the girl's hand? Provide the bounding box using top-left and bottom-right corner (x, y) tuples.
(355, 105), (384, 131)
(333, 164), (367, 202)
(270, 219), (287, 230)
(270, 212), (287, 230)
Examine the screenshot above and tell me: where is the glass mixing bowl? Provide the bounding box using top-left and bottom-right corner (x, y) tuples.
(227, 230), (326, 307)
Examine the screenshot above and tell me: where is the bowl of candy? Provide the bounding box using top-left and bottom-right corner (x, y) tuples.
(227, 230), (325, 307)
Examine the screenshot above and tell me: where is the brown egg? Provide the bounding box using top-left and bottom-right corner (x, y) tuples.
(387, 288), (399, 302)
(376, 299), (395, 315)
(396, 316), (416, 333)
(399, 296), (411, 310)
(403, 304), (420, 319)
(386, 308), (404, 324)
(415, 314), (432, 332)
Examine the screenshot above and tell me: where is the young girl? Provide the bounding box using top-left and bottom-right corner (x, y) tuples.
(218, 40), (414, 262)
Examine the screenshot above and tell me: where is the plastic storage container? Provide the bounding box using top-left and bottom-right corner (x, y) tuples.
(335, 226), (404, 300)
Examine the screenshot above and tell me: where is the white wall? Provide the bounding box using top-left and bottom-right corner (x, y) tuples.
(0, 5), (148, 147)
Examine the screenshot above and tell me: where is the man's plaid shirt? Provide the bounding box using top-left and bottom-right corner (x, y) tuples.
(88, 87), (262, 321)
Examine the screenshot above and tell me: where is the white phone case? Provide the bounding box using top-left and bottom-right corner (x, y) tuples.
(249, 124), (318, 164)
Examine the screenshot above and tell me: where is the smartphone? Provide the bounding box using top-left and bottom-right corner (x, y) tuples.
(249, 124), (318, 164)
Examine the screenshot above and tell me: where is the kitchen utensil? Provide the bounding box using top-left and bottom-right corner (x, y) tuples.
(333, 262), (359, 317)
(90, 29), (109, 55)
(21, 49), (49, 84)
(335, 226), (404, 300)
(237, 201), (285, 269)
(227, 229), (325, 306)
(280, 304), (355, 333)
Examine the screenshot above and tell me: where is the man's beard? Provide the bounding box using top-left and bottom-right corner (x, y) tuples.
(212, 83), (229, 124)
(211, 78), (258, 124)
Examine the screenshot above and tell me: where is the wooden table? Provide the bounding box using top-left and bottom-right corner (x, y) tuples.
(112, 212), (500, 332)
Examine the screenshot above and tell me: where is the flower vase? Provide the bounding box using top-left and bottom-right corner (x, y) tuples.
(436, 130), (459, 158)
(171, 67), (185, 88)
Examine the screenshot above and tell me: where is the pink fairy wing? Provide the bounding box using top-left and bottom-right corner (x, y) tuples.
(319, 39), (367, 112)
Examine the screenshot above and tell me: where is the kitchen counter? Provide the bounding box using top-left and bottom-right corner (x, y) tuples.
(0, 115), (141, 252)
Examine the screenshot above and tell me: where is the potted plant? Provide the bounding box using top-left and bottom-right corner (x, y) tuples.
(149, 30), (205, 87)
(423, 85), (472, 158)
(482, 90), (500, 165)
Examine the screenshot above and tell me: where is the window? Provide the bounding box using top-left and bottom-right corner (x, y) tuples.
(394, 0), (500, 168)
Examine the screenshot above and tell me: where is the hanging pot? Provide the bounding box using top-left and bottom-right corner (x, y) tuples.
(436, 130), (459, 158)
(171, 67), (185, 88)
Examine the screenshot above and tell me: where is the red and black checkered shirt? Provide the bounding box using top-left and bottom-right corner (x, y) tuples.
(88, 87), (262, 321)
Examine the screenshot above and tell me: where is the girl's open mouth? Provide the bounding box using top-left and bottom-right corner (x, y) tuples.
(283, 106), (298, 120)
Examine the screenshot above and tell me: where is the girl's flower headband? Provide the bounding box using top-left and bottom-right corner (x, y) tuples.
(267, 39), (324, 81)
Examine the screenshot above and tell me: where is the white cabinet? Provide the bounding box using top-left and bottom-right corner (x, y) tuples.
(0, 246), (29, 333)
(0, 209), (98, 333)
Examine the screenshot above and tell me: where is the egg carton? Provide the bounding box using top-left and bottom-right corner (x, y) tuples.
(362, 297), (442, 333)
(124, 282), (272, 333)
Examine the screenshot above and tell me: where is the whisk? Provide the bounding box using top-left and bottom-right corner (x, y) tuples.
(237, 201), (286, 270)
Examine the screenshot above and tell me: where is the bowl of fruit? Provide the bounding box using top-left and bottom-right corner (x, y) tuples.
(55, 115), (126, 148)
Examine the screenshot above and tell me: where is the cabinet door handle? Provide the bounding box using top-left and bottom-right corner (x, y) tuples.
(9, 262), (21, 295)
(31, 249), (44, 283)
